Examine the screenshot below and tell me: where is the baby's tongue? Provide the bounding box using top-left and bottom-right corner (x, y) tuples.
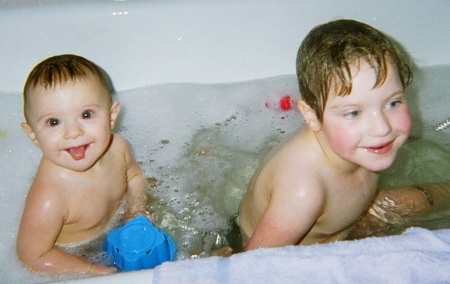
(68, 145), (86, 160)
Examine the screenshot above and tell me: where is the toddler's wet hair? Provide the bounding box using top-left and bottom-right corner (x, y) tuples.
(296, 19), (412, 121)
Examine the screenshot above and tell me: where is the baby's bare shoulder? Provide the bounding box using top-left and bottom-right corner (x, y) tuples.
(24, 166), (68, 222)
(104, 134), (132, 161)
(110, 133), (129, 149)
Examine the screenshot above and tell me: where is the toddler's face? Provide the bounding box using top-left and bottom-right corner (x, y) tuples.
(24, 76), (118, 172)
(320, 60), (411, 172)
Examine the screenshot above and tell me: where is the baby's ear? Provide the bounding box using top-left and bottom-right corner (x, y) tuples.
(297, 100), (321, 132)
(109, 101), (121, 130)
(21, 122), (40, 147)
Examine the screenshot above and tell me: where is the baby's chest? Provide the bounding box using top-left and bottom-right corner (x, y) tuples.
(65, 170), (127, 217)
(86, 172), (127, 205)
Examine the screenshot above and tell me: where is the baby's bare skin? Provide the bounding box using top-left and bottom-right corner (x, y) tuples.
(17, 133), (147, 274)
(17, 56), (148, 275)
(24, 135), (137, 245)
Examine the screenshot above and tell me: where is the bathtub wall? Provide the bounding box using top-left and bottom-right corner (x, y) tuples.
(1, 0), (449, 93)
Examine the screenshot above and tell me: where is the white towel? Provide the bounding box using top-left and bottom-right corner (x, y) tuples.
(153, 228), (450, 283)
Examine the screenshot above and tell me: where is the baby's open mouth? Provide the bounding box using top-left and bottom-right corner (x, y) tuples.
(67, 145), (88, 160)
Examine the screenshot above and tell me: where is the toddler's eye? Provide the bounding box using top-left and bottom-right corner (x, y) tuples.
(82, 110), (93, 119)
(344, 110), (360, 119)
(387, 100), (401, 109)
(46, 118), (60, 127)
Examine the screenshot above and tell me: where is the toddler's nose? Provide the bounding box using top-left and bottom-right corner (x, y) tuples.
(369, 111), (392, 137)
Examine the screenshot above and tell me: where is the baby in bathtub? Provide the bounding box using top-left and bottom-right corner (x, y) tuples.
(16, 54), (150, 275)
(238, 19), (436, 250)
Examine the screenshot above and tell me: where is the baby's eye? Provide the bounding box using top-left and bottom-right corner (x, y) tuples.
(81, 110), (93, 119)
(344, 110), (360, 119)
(47, 118), (60, 127)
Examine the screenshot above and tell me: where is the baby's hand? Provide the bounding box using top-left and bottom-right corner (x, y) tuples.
(87, 264), (118, 275)
(144, 211), (155, 223)
(124, 212), (155, 224)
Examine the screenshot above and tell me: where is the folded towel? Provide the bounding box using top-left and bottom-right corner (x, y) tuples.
(153, 228), (450, 283)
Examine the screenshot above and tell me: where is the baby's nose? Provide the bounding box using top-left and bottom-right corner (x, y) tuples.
(64, 121), (84, 139)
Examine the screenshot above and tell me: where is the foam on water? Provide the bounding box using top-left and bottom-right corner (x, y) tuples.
(117, 75), (302, 259)
(0, 68), (449, 282)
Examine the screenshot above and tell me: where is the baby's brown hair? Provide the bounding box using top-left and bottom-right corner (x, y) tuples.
(296, 19), (412, 121)
(23, 54), (112, 122)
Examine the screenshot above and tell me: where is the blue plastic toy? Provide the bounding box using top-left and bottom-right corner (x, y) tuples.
(105, 216), (176, 271)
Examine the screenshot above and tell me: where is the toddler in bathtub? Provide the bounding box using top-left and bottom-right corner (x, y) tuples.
(16, 54), (151, 275)
(238, 19), (443, 251)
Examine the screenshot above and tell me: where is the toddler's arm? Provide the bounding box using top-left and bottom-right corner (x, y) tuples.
(347, 181), (450, 240)
(245, 183), (323, 250)
(365, 182), (450, 222)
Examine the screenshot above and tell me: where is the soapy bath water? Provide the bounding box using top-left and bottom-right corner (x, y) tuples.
(117, 75), (302, 259)
(118, 70), (450, 259)
(0, 68), (449, 282)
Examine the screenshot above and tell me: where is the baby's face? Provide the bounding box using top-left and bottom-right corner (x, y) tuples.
(24, 76), (117, 172)
(320, 60), (411, 172)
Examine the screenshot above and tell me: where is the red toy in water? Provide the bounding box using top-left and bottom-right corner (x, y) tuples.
(265, 95), (292, 111)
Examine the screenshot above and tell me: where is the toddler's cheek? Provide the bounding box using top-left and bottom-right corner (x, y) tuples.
(400, 114), (412, 136)
(328, 128), (357, 155)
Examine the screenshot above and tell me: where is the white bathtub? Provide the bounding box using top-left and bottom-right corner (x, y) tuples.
(1, 1), (449, 283)
(1, 0), (450, 93)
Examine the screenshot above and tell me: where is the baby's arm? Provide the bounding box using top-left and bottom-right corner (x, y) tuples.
(16, 180), (116, 275)
(119, 135), (149, 220)
(245, 182), (323, 250)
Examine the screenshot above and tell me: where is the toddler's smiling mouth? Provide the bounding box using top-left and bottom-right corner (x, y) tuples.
(364, 141), (393, 154)
(66, 144), (89, 160)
